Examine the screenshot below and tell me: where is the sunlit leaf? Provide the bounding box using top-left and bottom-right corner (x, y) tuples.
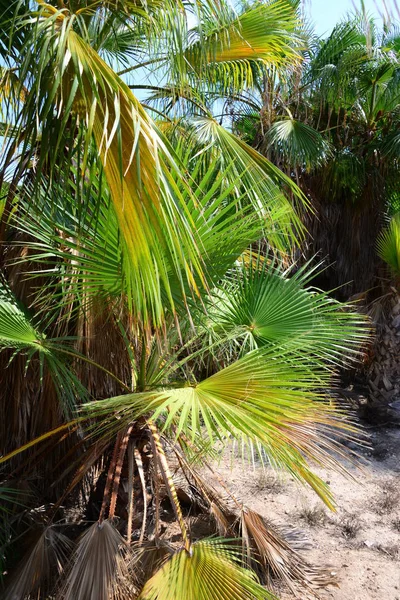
(377, 212), (400, 276)
(139, 538), (273, 600)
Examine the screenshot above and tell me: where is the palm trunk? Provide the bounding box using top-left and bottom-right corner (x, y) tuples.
(301, 186), (386, 299)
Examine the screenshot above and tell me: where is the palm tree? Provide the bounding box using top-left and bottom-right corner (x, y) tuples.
(232, 12), (400, 298)
(0, 1), (369, 598)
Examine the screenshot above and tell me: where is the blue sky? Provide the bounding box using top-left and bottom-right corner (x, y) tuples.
(308, 0), (396, 35)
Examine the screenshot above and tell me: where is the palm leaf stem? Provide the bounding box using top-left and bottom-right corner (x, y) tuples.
(134, 444), (148, 546)
(99, 430), (123, 523)
(148, 420), (190, 551)
(126, 439), (135, 545)
(109, 424), (133, 519)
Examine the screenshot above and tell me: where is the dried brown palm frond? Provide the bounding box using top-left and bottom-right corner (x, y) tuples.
(4, 526), (73, 600)
(241, 508), (338, 594)
(130, 539), (174, 586)
(208, 502), (233, 536)
(60, 520), (136, 600)
(169, 448), (337, 596)
(75, 298), (132, 399)
(170, 440), (239, 526)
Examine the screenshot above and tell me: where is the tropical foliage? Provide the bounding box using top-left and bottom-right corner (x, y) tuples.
(377, 212), (400, 277)
(232, 10), (400, 296)
(0, 0), (369, 598)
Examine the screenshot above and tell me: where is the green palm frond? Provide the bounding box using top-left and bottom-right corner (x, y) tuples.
(192, 117), (308, 250)
(381, 131), (400, 158)
(377, 212), (400, 276)
(186, 0), (302, 93)
(84, 343), (355, 507)
(0, 0), (27, 62)
(0, 278), (43, 350)
(309, 21), (365, 74)
(89, 10), (144, 67)
(139, 538), (274, 600)
(306, 21), (367, 110)
(0, 279), (85, 412)
(13, 176), (123, 312)
(267, 118), (332, 170)
(202, 260), (369, 364)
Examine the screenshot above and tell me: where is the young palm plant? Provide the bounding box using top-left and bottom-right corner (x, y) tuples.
(0, 0), (369, 598)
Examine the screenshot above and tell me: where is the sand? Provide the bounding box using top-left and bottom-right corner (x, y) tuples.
(214, 426), (400, 600)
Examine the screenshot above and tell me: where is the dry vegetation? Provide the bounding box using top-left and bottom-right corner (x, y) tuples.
(298, 506), (327, 528)
(214, 426), (400, 600)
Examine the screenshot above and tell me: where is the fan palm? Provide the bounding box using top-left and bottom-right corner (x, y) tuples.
(377, 212), (400, 278)
(0, 1), (369, 598)
(231, 11), (400, 297)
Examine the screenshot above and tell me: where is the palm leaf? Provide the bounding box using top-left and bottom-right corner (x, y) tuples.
(13, 174), (123, 311)
(4, 527), (73, 600)
(267, 118), (332, 170)
(309, 21), (365, 75)
(83, 342), (357, 507)
(0, 67), (26, 114)
(241, 508), (337, 592)
(66, 27), (204, 324)
(202, 259), (369, 364)
(186, 0), (302, 93)
(139, 538), (274, 600)
(0, 279), (85, 413)
(61, 520), (134, 600)
(377, 212), (400, 276)
(0, 278), (43, 350)
(192, 117), (308, 250)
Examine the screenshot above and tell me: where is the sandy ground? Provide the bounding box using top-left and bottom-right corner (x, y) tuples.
(214, 426), (400, 600)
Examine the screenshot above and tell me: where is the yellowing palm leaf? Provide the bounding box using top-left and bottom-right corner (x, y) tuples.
(139, 538), (273, 600)
(84, 345), (355, 507)
(65, 28), (204, 323)
(10, 6), (207, 325)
